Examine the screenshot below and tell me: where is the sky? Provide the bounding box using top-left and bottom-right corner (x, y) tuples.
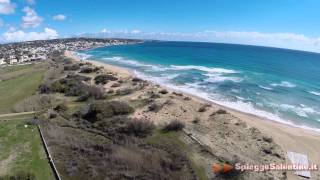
(1, 0), (320, 52)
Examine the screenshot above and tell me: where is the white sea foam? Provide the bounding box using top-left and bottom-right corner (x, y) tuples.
(268, 103), (319, 118)
(103, 56), (165, 71)
(271, 81), (296, 88)
(169, 65), (239, 74)
(308, 91), (320, 96)
(258, 85), (273, 90)
(203, 73), (242, 83)
(133, 70), (320, 133)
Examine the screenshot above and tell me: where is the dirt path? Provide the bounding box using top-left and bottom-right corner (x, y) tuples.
(0, 111), (35, 118)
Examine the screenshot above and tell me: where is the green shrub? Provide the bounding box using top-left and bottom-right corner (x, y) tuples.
(82, 101), (134, 122)
(54, 103), (68, 112)
(120, 119), (155, 138)
(94, 74), (118, 84)
(162, 120), (185, 132)
(64, 64), (80, 71)
(50, 81), (65, 92)
(80, 67), (95, 73)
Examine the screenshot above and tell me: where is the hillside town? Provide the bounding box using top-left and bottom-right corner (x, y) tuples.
(0, 38), (140, 65)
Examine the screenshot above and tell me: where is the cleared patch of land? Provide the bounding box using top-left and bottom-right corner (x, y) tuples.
(0, 116), (54, 179)
(0, 64), (46, 113)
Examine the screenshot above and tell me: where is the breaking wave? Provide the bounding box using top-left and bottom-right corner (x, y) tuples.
(308, 91), (320, 96)
(168, 65), (239, 74)
(258, 85), (273, 90)
(271, 81), (296, 88)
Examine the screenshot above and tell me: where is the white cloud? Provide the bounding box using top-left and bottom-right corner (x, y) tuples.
(101, 28), (110, 33)
(21, 6), (43, 28)
(2, 27), (58, 42)
(0, 0), (15, 14)
(53, 14), (66, 21)
(86, 30), (320, 53)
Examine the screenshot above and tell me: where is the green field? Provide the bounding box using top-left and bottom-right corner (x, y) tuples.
(0, 64), (45, 113)
(0, 117), (54, 180)
(0, 64), (54, 180)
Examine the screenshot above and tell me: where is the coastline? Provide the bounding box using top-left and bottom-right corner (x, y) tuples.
(65, 50), (320, 179)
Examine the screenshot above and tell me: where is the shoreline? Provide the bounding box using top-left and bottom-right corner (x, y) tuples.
(66, 50), (320, 135)
(65, 50), (320, 179)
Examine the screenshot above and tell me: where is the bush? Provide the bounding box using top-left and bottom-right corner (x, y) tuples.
(192, 117), (200, 124)
(82, 101), (134, 122)
(132, 77), (143, 82)
(158, 89), (168, 94)
(64, 64), (80, 71)
(148, 103), (162, 112)
(210, 109), (227, 116)
(66, 74), (91, 82)
(198, 104), (211, 112)
(111, 101), (135, 115)
(115, 88), (133, 96)
(50, 81), (65, 92)
(120, 119), (155, 138)
(54, 103), (68, 112)
(162, 120), (185, 132)
(87, 85), (106, 100)
(39, 83), (50, 94)
(56, 77), (88, 96)
(80, 67), (95, 73)
(94, 74), (118, 84)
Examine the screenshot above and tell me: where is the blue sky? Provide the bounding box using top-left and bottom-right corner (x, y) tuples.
(1, 0), (320, 52)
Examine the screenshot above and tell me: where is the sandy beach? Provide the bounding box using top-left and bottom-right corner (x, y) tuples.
(65, 50), (320, 179)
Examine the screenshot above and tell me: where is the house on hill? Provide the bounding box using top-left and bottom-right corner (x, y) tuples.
(0, 56), (5, 65)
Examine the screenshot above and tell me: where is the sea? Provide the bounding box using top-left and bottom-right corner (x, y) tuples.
(78, 41), (320, 132)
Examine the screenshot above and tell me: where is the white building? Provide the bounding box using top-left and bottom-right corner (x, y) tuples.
(0, 58), (5, 65)
(9, 58), (18, 64)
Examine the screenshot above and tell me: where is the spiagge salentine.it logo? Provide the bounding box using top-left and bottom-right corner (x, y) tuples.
(212, 162), (319, 174)
(212, 163), (233, 174)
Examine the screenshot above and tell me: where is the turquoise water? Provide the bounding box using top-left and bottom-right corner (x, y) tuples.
(81, 41), (320, 131)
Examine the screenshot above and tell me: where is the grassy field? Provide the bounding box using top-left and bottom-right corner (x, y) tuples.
(0, 63), (54, 179)
(0, 116), (54, 180)
(0, 64), (46, 113)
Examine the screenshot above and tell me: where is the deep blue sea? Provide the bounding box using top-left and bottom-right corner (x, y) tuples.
(80, 41), (320, 132)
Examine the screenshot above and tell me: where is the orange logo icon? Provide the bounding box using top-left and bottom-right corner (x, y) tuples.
(212, 163), (233, 174)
